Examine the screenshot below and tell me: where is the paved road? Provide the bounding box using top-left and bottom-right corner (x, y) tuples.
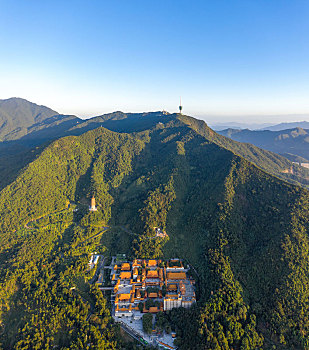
(119, 321), (144, 344)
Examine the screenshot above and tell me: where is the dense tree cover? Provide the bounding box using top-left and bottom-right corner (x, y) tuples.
(219, 126), (309, 162)
(142, 314), (153, 334)
(139, 178), (176, 235)
(0, 97), (61, 142)
(198, 249), (263, 350)
(0, 128), (148, 349)
(133, 235), (168, 259)
(0, 208), (118, 349)
(1, 99), (308, 188)
(0, 114), (309, 349)
(179, 114), (309, 188)
(270, 192), (309, 348)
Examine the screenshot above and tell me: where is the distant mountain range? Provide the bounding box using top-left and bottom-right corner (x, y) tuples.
(0, 97), (308, 195)
(262, 121), (309, 131)
(0, 98), (309, 348)
(211, 119), (309, 131)
(1, 102), (309, 349)
(0, 98), (308, 192)
(210, 121), (273, 130)
(219, 127), (309, 162)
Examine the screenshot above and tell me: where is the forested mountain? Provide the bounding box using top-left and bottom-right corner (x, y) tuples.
(219, 127), (309, 162)
(66, 111), (309, 188)
(0, 97), (80, 141)
(0, 98), (81, 191)
(1, 99), (309, 192)
(0, 112), (309, 349)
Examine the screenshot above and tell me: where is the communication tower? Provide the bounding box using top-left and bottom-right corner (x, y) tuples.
(179, 98), (183, 114)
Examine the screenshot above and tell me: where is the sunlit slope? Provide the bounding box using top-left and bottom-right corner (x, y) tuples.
(178, 114), (309, 187)
(0, 127), (145, 247)
(219, 126), (309, 161)
(69, 111), (309, 187)
(0, 117), (308, 348)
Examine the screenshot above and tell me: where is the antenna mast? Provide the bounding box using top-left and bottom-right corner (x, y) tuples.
(179, 97), (183, 114)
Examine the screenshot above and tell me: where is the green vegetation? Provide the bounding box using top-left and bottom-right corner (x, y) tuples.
(0, 97), (60, 141)
(0, 207), (117, 349)
(144, 300), (160, 310)
(179, 114), (309, 188)
(0, 112), (309, 349)
(142, 314), (153, 334)
(219, 126), (309, 162)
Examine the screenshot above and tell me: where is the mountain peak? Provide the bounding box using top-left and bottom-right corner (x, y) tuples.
(0, 97), (58, 114)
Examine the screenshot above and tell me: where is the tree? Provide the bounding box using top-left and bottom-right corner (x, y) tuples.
(142, 314), (153, 334)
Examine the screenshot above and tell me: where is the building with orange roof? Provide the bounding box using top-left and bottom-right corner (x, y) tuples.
(148, 292), (158, 298)
(132, 259), (142, 267)
(167, 284), (177, 291)
(112, 256), (195, 318)
(147, 270), (159, 278)
(121, 263), (131, 271)
(118, 293), (131, 301)
(149, 306), (159, 313)
(167, 259), (184, 270)
(179, 281), (186, 295)
(119, 271), (132, 280)
(148, 259), (157, 267)
(167, 272), (186, 280)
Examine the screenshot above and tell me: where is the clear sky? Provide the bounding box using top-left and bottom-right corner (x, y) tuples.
(1, 0), (309, 123)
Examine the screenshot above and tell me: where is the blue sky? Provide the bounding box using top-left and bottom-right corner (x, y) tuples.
(0, 0), (309, 123)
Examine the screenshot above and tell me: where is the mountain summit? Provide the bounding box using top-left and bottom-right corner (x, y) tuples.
(0, 109), (309, 349)
(0, 97), (80, 142)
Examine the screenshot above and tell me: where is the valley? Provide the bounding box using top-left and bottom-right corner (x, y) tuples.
(2, 0), (309, 348)
(0, 104), (308, 349)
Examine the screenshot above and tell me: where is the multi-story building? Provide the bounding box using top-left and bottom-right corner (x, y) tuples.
(111, 258), (196, 317)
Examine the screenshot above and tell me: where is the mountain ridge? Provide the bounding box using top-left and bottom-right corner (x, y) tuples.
(0, 98), (309, 196)
(219, 126), (309, 162)
(0, 114), (309, 348)
(0, 97), (80, 142)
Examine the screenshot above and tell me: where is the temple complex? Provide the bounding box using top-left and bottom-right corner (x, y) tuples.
(111, 258), (196, 318)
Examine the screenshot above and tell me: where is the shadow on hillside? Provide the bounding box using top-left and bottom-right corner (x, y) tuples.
(108, 123), (188, 232)
(67, 112), (177, 135)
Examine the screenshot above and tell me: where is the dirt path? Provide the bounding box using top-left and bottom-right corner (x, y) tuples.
(76, 227), (109, 248)
(24, 203), (76, 229)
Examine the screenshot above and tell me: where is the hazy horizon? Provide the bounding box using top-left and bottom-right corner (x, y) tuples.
(1, 1), (309, 123)
(2, 96), (309, 126)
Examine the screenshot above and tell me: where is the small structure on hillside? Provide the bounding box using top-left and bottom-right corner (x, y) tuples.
(88, 253), (100, 269)
(89, 196), (97, 211)
(154, 227), (168, 238)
